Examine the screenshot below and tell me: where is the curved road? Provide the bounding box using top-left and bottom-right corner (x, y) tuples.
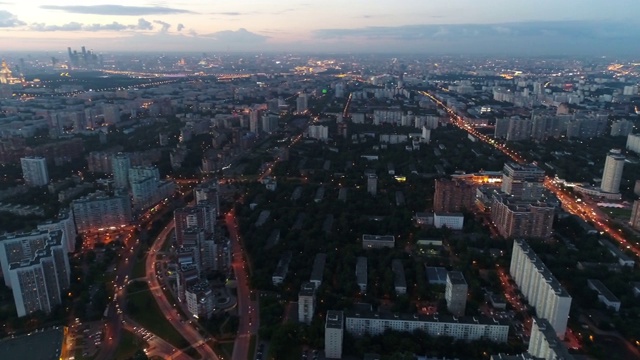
(146, 219), (219, 360)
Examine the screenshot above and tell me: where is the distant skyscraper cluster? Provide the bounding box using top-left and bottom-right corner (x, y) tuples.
(67, 46), (101, 69)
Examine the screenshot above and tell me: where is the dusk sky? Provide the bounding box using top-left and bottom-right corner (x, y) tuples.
(1, 1), (640, 54)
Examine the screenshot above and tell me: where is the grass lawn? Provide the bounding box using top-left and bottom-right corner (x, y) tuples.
(213, 341), (234, 359)
(131, 255), (146, 279)
(115, 329), (147, 360)
(126, 283), (189, 349)
(600, 207), (632, 219)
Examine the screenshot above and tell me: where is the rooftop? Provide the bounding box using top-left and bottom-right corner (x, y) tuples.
(587, 279), (620, 304)
(345, 310), (508, 327)
(447, 271), (467, 285)
(326, 310), (344, 329)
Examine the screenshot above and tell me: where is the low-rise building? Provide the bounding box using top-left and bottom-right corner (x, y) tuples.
(345, 311), (508, 343)
(310, 253), (327, 288)
(362, 234), (395, 249)
(356, 257), (368, 293)
(272, 251), (292, 285)
(587, 279), (621, 312)
(433, 212), (464, 230)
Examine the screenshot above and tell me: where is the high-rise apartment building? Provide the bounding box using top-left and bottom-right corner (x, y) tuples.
(71, 191), (132, 232)
(491, 195), (555, 238)
(433, 178), (477, 212)
(356, 257), (367, 293)
(37, 209), (77, 253)
(174, 203), (216, 245)
(20, 156), (49, 186)
(194, 180), (220, 215)
(185, 280), (214, 319)
(367, 174), (378, 196)
(501, 163), (545, 200)
(325, 310), (344, 359)
(296, 94), (308, 113)
(510, 239), (571, 339)
(445, 271), (468, 316)
(298, 282), (316, 325)
(112, 153), (130, 189)
(528, 317), (575, 360)
(0, 230), (70, 317)
(600, 149), (625, 194)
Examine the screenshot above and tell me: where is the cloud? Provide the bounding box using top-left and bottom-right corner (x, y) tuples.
(29, 18), (157, 32)
(136, 18), (153, 30)
(200, 28), (268, 43)
(0, 10), (25, 28)
(210, 12), (245, 16)
(153, 20), (171, 32)
(40, 5), (194, 16)
(177, 23), (185, 32)
(313, 21), (640, 42)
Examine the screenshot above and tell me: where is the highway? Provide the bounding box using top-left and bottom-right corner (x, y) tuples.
(95, 230), (139, 360)
(146, 219), (219, 360)
(227, 210), (260, 360)
(420, 90), (640, 259)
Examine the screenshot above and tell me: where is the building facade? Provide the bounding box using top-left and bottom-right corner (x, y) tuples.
(20, 156), (49, 186)
(298, 282), (316, 325)
(491, 195), (555, 238)
(445, 271), (468, 316)
(0, 230), (70, 317)
(600, 149), (625, 194)
(325, 310), (344, 359)
(528, 317), (575, 360)
(510, 239), (572, 339)
(71, 191), (132, 233)
(345, 312), (508, 343)
(433, 178), (477, 212)
(501, 163), (545, 200)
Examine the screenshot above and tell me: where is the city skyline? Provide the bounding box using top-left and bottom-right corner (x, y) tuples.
(0, 1), (639, 54)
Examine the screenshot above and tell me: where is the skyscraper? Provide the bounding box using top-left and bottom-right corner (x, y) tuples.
(600, 149), (625, 194)
(112, 153), (131, 189)
(20, 156), (49, 186)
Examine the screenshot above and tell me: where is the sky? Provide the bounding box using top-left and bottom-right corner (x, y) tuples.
(1, 0), (640, 54)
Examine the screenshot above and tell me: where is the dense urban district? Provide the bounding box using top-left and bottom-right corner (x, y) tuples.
(1, 51), (640, 360)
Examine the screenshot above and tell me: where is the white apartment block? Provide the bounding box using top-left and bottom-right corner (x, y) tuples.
(626, 133), (640, 154)
(298, 282), (316, 325)
(308, 125), (329, 141)
(528, 317), (575, 360)
(185, 281), (214, 319)
(1, 230), (70, 317)
(510, 239), (572, 339)
(445, 271), (468, 316)
(433, 212), (464, 230)
(325, 311), (344, 359)
(362, 234), (395, 249)
(37, 209), (77, 253)
(20, 156), (49, 186)
(345, 312), (508, 343)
